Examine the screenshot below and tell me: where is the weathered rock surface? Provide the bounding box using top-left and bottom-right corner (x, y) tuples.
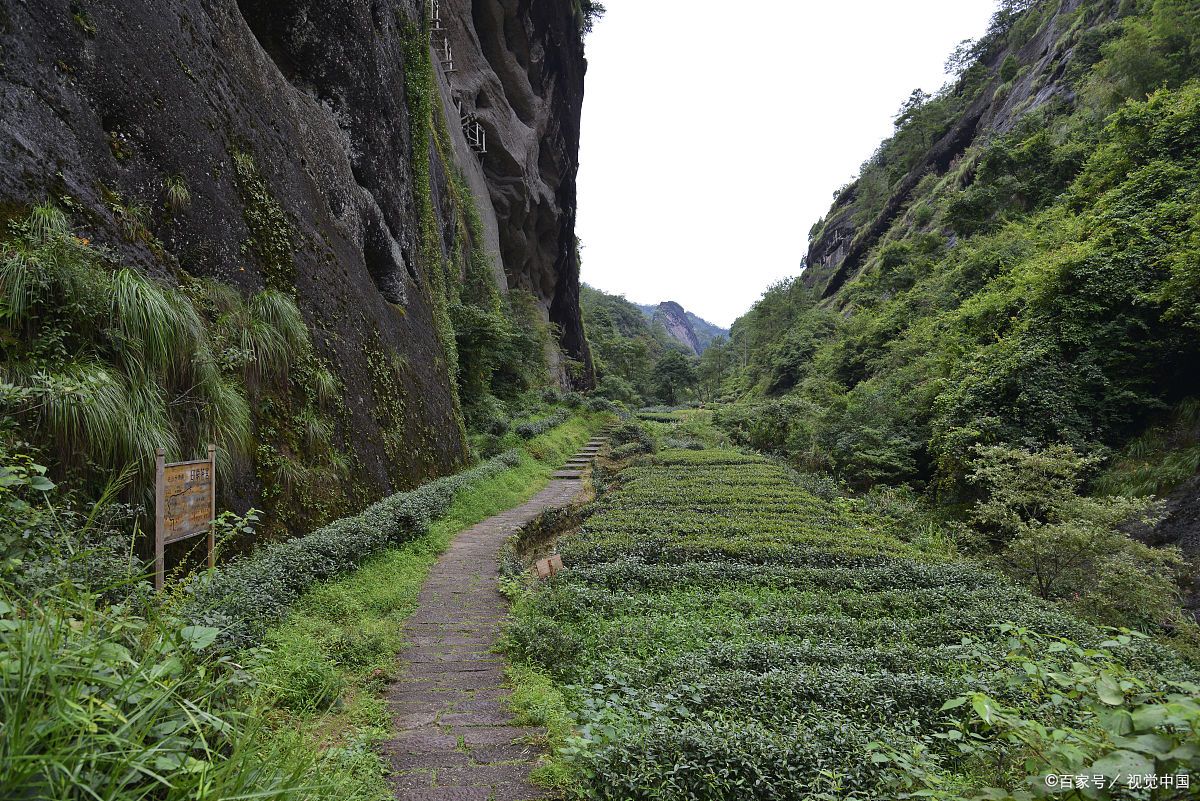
(635, 300), (728, 355)
(803, 0), (1091, 298)
(438, 0), (592, 385)
(0, 0), (591, 522)
(652, 301), (702, 355)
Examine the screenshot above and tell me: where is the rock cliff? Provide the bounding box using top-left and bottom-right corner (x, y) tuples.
(0, 0), (591, 530)
(803, 0), (1094, 298)
(651, 301), (702, 355)
(436, 0), (592, 386)
(637, 301), (728, 355)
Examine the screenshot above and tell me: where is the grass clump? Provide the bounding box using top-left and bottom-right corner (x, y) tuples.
(0, 204), (315, 494)
(0, 589), (325, 801)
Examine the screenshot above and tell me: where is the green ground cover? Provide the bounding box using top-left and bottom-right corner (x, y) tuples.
(0, 411), (605, 801)
(248, 411), (603, 798)
(506, 438), (1198, 800)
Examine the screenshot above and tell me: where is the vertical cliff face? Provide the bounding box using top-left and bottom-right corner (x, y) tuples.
(435, 0), (593, 387)
(651, 302), (702, 356)
(0, 0), (591, 530)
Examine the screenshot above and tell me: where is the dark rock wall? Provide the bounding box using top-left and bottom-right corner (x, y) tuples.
(0, 0), (590, 523)
(439, 0), (593, 386)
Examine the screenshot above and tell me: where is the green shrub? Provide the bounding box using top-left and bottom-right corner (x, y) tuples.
(585, 395), (620, 413)
(609, 442), (646, 460)
(515, 409), (570, 439)
(184, 449), (522, 647)
(968, 443), (1186, 629)
(611, 421), (655, 453)
(0, 450), (141, 598)
(873, 627), (1200, 799)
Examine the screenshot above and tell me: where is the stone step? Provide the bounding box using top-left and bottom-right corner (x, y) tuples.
(551, 471), (582, 480)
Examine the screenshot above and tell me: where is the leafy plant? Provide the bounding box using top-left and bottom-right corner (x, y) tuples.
(902, 627), (1200, 800)
(0, 588), (320, 801)
(164, 175), (191, 212)
(968, 443), (1185, 629)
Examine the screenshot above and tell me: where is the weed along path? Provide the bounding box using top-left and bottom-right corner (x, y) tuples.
(384, 435), (608, 800)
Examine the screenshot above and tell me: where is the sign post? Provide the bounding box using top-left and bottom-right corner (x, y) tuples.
(154, 445), (217, 591)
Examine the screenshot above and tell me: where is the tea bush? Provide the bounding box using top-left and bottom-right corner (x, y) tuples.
(516, 410), (571, 439)
(185, 449), (522, 647)
(506, 444), (1194, 799)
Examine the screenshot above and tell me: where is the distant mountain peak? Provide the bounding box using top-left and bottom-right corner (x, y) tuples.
(634, 300), (729, 355)
(653, 302), (702, 355)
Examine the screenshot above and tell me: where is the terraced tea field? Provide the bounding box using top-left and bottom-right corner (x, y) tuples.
(507, 447), (1193, 799)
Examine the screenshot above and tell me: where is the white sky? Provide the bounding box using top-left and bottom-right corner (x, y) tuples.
(575, 0), (998, 328)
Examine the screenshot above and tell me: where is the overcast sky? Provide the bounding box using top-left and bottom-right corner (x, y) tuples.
(575, 0), (999, 328)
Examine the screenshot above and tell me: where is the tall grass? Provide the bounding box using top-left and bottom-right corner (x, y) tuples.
(0, 588), (328, 801)
(1096, 398), (1200, 496)
(164, 176), (191, 212)
(0, 204), (311, 490)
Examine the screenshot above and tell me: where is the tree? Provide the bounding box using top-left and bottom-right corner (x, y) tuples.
(968, 444), (1183, 629)
(652, 350), (697, 406)
(893, 89), (931, 130)
(698, 336), (731, 402)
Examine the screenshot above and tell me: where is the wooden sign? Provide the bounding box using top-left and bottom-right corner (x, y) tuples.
(534, 554), (565, 579)
(155, 445), (217, 591)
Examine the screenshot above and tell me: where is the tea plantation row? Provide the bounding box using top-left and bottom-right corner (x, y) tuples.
(506, 448), (1192, 799)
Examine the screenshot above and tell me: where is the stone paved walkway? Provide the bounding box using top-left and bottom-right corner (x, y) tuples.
(384, 440), (606, 801)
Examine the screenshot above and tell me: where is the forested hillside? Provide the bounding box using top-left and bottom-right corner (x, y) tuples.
(633, 301), (728, 355)
(723, 1), (1200, 515)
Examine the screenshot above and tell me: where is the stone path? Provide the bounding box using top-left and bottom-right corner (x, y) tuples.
(384, 434), (610, 801)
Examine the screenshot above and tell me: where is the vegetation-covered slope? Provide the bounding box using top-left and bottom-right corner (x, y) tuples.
(634, 301), (729, 355)
(581, 285), (696, 406)
(723, 0), (1200, 500)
